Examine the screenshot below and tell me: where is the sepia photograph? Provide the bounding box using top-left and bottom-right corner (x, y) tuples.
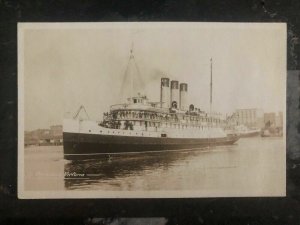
(18, 22), (286, 198)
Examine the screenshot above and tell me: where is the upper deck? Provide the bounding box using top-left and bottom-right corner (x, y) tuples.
(110, 93), (169, 113)
(103, 94), (225, 130)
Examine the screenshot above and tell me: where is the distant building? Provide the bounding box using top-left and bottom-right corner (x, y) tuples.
(264, 112), (283, 128)
(50, 125), (62, 136)
(24, 125), (62, 146)
(50, 125), (63, 145)
(234, 108), (264, 128)
(264, 112), (276, 128)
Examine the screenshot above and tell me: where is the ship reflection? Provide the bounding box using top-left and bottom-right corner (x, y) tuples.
(64, 149), (210, 190)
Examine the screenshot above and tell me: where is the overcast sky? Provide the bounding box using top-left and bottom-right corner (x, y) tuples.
(20, 23), (286, 131)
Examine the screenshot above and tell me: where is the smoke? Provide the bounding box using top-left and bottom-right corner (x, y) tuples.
(148, 68), (167, 81)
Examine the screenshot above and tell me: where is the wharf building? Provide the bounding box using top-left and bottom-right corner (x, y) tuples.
(25, 125), (63, 146)
(226, 108), (264, 129)
(264, 112), (283, 128)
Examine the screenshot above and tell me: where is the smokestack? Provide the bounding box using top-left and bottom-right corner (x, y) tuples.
(160, 78), (170, 108)
(180, 83), (188, 111)
(170, 80), (179, 109)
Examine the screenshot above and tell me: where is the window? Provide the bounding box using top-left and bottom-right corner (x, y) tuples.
(133, 99), (137, 103)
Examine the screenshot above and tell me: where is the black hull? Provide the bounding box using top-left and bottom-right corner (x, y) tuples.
(63, 132), (240, 160)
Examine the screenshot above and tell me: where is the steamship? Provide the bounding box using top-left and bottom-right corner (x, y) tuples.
(63, 48), (239, 160)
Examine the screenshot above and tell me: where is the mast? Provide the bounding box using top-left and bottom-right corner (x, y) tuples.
(130, 43), (134, 98)
(209, 58), (213, 144)
(210, 58), (212, 115)
(121, 42), (143, 100)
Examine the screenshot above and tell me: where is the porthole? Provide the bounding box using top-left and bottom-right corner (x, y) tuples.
(89, 130), (91, 132)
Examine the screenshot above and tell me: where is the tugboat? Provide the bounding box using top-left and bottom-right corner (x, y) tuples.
(63, 47), (239, 160)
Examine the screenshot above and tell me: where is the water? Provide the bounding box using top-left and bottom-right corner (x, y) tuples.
(24, 137), (285, 196)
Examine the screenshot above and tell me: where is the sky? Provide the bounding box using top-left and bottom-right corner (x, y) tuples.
(20, 22), (286, 131)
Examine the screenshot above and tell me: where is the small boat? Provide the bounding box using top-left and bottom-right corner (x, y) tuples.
(261, 128), (283, 137)
(226, 125), (260, 138)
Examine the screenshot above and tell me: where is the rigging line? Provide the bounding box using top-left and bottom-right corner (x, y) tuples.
(73, 105), (82, 119)
(82, 105), (90, 119)
(130, 42), (144, 89)
(119, 47), (134, 97)
(133, 57), (145, 88)
(73, 105), (90, 120)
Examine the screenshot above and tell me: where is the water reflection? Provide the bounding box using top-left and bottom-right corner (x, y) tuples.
(24, 137), (285, 195)
(64, 147), (216, 190)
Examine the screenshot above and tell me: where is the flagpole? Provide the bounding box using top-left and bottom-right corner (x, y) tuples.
(210, 58), (212, 115)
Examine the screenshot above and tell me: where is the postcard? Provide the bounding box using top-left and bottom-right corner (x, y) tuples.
(18, 22), (286, 198)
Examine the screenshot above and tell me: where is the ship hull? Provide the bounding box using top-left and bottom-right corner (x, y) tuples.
(63, 132), (239, 160)
(240, 131), (260, 138)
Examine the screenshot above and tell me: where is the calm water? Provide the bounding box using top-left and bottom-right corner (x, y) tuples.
(24, 137), (285, 196)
